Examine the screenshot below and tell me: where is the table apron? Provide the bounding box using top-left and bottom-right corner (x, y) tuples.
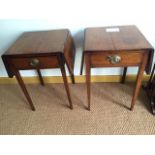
(89, 51), (145, 68)
(9, 56), (60, 70)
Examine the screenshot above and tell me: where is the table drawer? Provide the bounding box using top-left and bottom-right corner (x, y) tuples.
(10, 56), (59, 69)
(90, 51), (144, 67)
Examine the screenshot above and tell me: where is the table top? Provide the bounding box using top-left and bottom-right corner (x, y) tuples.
(4, 29), (70, 55)
(84, 25), (153, 52)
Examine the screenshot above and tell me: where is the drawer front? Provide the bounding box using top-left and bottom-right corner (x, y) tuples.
(10, 56), (59, 70)
(90, 51), (144, 67)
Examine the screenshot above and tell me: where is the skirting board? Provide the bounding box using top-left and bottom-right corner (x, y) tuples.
(0, 75), (150, 84)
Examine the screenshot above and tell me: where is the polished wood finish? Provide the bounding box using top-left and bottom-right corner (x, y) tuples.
(58, 54), (73, 109)
(10, 56), (59, 69)
(2, 29), (75, 110)
(84, 26), (153, 51)
(90, 51), (144, 67)
(82, 25), (154, 111)
(15, 70), (35, 111)
(64, 32), (75, 84)
(5, 30), (70, 55)
(130, 52), (148, 110)
(85, 54), (91, 110)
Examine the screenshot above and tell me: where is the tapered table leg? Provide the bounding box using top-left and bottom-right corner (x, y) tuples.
(130, 53), (148, 110)
(36, 69), (44, 86)
(121, 67), (127, 84)
(66, 63), (75, 84)
(59, 55), (73, 109)
(80, 53), (84, 75)
(14, 70), (35, 111)
(69, 69), (75, 84)
(85, 54), (91, 110)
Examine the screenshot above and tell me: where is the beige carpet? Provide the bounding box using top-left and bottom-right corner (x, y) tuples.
(0, 82), (155, 135)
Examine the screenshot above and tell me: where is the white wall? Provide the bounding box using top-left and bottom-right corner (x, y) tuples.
(0, 0), (155, 77)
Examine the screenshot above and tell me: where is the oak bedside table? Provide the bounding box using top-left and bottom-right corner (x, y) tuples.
(80, 25), (154, 111)
(2, 29), (75, 111)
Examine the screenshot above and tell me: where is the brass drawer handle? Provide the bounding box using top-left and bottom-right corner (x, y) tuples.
(30, 58), (40, 67)
(107, 55), (121, 64)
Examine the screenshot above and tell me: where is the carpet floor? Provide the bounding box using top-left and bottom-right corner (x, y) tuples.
(0, 83), (155, 135)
